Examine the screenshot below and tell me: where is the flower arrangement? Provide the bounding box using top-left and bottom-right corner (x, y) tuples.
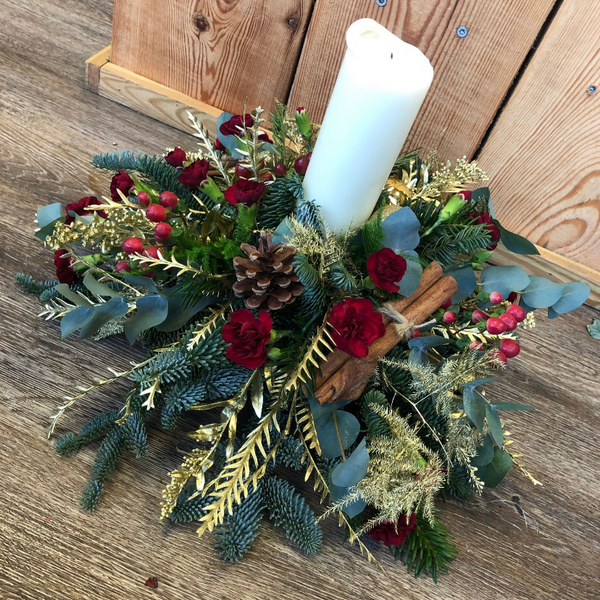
(16, 104), (590, 579)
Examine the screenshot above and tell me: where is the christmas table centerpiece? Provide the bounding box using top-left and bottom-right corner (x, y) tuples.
(16, 19), (590, 580)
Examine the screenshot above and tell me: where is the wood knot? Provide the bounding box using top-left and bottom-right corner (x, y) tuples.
(193, 13), (210, 33)
(287, 16), (299, 30)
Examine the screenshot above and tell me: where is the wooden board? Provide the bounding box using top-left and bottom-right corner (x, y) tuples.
(2, 1), (600, 598)
(110, 0), (314, 116)
(288, 0), (556, 160)
(476, 0), (600, 274)
(87, 48), (222, 138)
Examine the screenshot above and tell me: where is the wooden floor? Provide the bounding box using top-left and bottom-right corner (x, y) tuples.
(1, 1), (599, 598)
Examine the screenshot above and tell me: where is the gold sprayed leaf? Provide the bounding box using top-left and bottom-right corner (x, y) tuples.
(251, 371), (264, 418)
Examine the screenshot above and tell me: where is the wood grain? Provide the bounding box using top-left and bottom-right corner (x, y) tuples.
(1, 0), (599, 598)
(288, 0), (556, 160)
(477, 0), (600, 273)
(110, 0), (314, 116)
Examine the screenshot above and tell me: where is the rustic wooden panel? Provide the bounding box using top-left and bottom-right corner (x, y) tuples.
(110, 0), (313, 116)
(477, 0), (600, 272)
(288, 0), (556, 160)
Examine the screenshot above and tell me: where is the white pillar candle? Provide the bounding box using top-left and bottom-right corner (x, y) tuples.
(302, 18), (434, 233)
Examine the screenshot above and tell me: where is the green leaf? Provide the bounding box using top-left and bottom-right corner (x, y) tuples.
(463, 387), (486, 431)
(382, 207), (421, 252)
(471, 435), (494, 467)
(491, 402), (534, 411)
(521, 275), (564, 309)
(462, 377), (501, 390)
(550, 281), (590, 315)
(54, 284), (94, 308)
(124, 294), (169, 344)
(83, 272), (123, 298)
(471, 187), (490, 204)
(123, 275), (158, 293)
(35, 203), (65, 239)
(493, 220), (539, 255)
(79, 297), (129, 339)
(473, 250), (494, 263)
(310, 398), (360, 459)
(587, 319), (600, 340)
(397, 250), (423, 296)
(481, 265), (530, 298)
(155, 293), (218, 332)
(446, 265), (477, 303)
(329, 484), (367, 518)
(476, 447), (512, 488)
(330, 439), (369, 488)
(485, 403), (503, 446)
(61, 306), (94, 338)
(408, 335), (449, 366)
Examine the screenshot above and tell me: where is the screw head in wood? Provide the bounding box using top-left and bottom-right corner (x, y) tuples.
(376, 0), (387, 6)
(457, 26), (468, 38)
(589, 85), (597, 94)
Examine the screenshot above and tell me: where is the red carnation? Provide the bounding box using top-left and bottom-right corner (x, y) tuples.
(64, 196), (106, 225)
(219, 113), (271, 143)
(178, 159), (210, 188)
(366, 248), (407, 293)
(224, 178), (266, 207)
(165, 147), (187, 168)
(110, 170), (135, 201)
(222, 309), (272, 369)
(470, 210), (501, 250)
(53, 250), (76, 285)
(215, 137), (227, 152)
(368, 514), (417, 547)
(328, 298), (386, 358)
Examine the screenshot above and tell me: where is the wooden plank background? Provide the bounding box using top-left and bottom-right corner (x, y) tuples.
(477, 0), (600, 272)
(110, 0), (314, 117)
(1, 0), (599, 598)
(288, 0), (556, 160)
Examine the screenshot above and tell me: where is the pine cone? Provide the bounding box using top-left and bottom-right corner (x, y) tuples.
(232, 233), (303, 310)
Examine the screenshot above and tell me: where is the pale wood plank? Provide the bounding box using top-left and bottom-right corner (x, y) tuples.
(477, 0), (600, 273)
(110, 0), (314, 116)
(288, 0), (556, 160)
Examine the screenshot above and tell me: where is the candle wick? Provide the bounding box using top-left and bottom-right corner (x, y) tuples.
(391, 52), (393, 59)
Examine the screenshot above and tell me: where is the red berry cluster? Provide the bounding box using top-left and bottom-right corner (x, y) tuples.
(137, 190), (177, 241)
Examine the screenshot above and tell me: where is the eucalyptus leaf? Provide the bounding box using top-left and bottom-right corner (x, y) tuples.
(35, 203), (65, 240)
(124, 294), (169, 344)
(330, 439), (369, 488)
(123, 276), (158, 293)
(550, 281), (590, 315)
(310, 397), (360, 459)
(481, 265), (530, 298)
(471, 187), (490, 205)
(78, 297), (129, 339)
(408, 335), (449, 367)
(491, 402), (534, 411)
(462, 377), (500, 390)
(155, 294), (218, 332)
(381, 207), (421, 252)
(61, 306), (94, 339)
(463, 387), (486, 431)
(485, 403), (503, 447)
(476, 447), (513, 488)
(587, 319), (600, 340)
(329, 484), (367, 518)
(54, 284), (94, 308)
(471, 435), (494, 467)
(397, 250), (423, 296)
(493, 221), (540, 255)
(83, 271), (123, 298)
(446, 265), (477, 303)
(521, 276), (564, 309)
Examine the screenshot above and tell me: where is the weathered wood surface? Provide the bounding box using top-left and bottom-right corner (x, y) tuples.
(111, 0), (313, 116)
(288, 0), (556, 159)
(477, 0), (600, 273)
(0, 1), (599, 599)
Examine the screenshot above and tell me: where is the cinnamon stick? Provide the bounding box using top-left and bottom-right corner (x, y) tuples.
(315, 261), (443, 389)
(315, 273), (458, 404)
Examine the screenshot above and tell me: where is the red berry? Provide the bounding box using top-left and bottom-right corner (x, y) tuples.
(410, 329), (420, 339)
(115, 260), (130, 273)
(141, 270), (155, 278)
(490, 291), (503, 304)
(500, 338), (521, 358)
(499, 312), (518, 331)
(472, 309), (488, 323)
(146, 204), (166, 222)
(469, 340), (484, 351)
(137, 191), (151, 207)
(505, 304), (526, 323)
(159, 191), (178, 209)
(235, 164), (253, 179)
(154, 222), (172, 240)
(294, 154), (311, 175)
(122, 237), (143, 254)
(440, 297), (452, 310)
(143, 246), (160, 259)
(443, 311), (456, 324)
(486, 317), (506, 335)
(260, 171), (274, 182)
(274, 163), (287, 176)
(507, 291), (518, 303)
(494, 350), (508, 365)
